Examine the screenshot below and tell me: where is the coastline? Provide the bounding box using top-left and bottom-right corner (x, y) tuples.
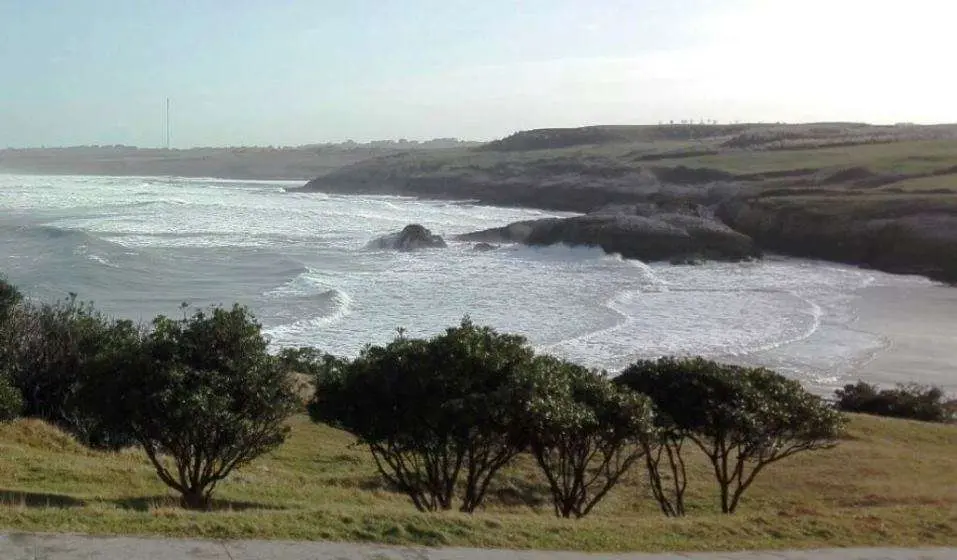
(850, 283), (957, 393)
(4, 170), (955, 396)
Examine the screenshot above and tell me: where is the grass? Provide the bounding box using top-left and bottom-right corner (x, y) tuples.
(0, 414), (955, 552)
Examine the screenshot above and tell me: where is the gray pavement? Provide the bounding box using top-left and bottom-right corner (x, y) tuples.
(0, 533), (953, 560)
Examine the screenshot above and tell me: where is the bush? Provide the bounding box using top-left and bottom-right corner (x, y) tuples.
(519, 356), (655, 518)
(277, 346), (338, 376)
(95, 304), (299, 510)
(0, 375), (23, 422)
(0, 276), (20, 321)
(0, 294), (139, 446)
(618, 357), (845, 514)
(310, 319), (535, 513)
(836, 381), (956, 423)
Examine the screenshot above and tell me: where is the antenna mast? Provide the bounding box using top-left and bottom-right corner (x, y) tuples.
(166, 97), (171, 150)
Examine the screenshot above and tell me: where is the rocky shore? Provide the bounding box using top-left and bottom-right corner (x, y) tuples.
(294, 124), (957, 282)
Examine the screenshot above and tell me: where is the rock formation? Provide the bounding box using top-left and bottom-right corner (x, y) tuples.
(366, 224), (447, 251)
(457, 204), (759, 263)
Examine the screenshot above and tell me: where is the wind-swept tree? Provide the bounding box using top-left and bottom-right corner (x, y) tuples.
(518, 357), (655, 518)
(619, 357), (845, 514)
(98, 304), (299, 509)
(310, 319), (535, 513)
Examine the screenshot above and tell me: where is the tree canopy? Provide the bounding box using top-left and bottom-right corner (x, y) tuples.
(518, 356), (656, 518)
(617, 357), (845, 513)
(98, 304), (299, 509)
(310, 318), (536, 512)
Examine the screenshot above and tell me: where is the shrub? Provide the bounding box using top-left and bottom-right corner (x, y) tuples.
(0, 276), (23, 422)
(277, 346), (338, 376)
(836, 381), (955, 423)
(0, 375), (22, 422)
(96, 304), (299, 510)
(618, 357), (845, 514)
(0, 276), (20, 321)
(519, 356), (655, 519)
(310, 319), (535, 513)
(0, 294), (138, 446)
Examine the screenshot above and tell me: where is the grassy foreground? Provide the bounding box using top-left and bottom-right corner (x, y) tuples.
(0, 414), (954, 552)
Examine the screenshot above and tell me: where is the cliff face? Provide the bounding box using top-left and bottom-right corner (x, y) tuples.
(718, 198), (957, 283)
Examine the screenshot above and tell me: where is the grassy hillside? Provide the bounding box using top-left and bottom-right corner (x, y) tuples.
(0, 414), (954, 552)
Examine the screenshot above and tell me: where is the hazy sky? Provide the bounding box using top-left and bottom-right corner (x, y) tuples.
(1, 0), (954, 147)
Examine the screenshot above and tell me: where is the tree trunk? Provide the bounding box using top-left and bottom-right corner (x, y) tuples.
(180, 489), (210, 510)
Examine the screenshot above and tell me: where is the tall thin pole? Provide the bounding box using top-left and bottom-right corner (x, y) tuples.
(166, 97), (171, 150)
(166, 98), (172, 185)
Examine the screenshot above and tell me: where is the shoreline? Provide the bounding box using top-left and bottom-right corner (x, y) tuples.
(849, 284), (957, 393)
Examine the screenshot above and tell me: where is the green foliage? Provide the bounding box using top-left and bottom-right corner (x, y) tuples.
(276, 346), (342, 377)
(0, 276), (23, 422)
(836, 381), (956, 423)
(617, 357), (845, 514)
(310, 318), (535, 513)
(0, 293), (138, 446)
(102, 304), (299, 510)
(0, 375), (23, 421)
(0, 276), (21, 321)
(614, 358), (695, 517)
(519, 357), (655, 518)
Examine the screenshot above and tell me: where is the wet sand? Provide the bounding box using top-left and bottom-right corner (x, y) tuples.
(851, 284), (957, 392)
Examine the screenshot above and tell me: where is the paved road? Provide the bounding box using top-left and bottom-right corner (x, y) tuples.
(1, 533), (953, 560)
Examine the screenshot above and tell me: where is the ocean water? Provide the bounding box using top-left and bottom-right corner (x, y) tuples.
(0, 174), (935, 393)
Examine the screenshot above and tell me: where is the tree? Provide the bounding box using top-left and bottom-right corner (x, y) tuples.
(104, 305), (299, 510)
(619, 357), (845, 514)
(518, 357), (655, 519)
(615, 358), (697, 517)
(310, 319), (535, 513)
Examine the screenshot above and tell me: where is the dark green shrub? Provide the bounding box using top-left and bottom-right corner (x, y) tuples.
(836, 381), (955, 423)
(277, 346), (337, 376)
(0, 276), (20, 321)
(310, 318), (535, 513)
(98, 304), (299, 510)
(0, 375), (23, 422)
(519, 356), (655, 519)
(618, 357), (845, 514)
(0, 294), (138, 446)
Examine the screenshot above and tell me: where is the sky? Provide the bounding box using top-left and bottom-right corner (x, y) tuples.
(1, 0), (955, 147)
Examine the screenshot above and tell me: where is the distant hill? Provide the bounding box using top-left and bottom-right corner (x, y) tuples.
(478, 123), (957, 152)
(0, 139), (479, 181)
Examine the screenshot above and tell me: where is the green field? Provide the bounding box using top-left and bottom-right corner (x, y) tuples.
(1, 413), (954, 552)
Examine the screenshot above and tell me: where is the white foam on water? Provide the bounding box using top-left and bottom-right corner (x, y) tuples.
(1, 172), (943, 393)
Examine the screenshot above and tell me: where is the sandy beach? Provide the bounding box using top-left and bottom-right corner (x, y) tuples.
(851, 283), (957, 393)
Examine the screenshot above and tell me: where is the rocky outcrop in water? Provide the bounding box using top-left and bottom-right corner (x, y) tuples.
(457, 204), (759, 263)
(472, 242), (498, 252)
(366, 224), (447, 251)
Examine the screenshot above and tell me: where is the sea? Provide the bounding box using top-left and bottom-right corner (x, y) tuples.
(0, 174), (936, 394)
